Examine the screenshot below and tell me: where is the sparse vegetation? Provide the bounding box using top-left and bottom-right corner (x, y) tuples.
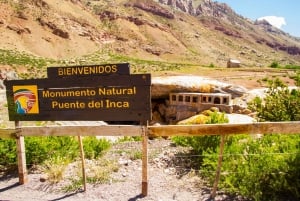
(270, 61), (280, 68)
(0, 136), (111, 168)
(0, 49), (55, 78)
(202, 134), (300, 201)
(117, 136), (142, 142)
(42, 156), (70, 184)
(284, 64), (300, 69)
(0, 138), (16, 168)
(248, 77), (300, 121)
(62, 177), (83, 192)
(62, 158), (119, 192)
(171, 79), (300, 201)
(24, 136), (79, 166)
(129, 150), (142, 160)
(0, 49), (50, 68)
(172, 111), (229, 160)
(269, 61), (300, 70)
(83, 137), (111, 159)
(85, 159), (118, 184)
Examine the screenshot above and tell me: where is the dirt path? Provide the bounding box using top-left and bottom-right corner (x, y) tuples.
(0, 139), (249, 201)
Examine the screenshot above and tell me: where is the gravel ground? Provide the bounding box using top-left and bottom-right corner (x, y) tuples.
(0, 139), (250, 201)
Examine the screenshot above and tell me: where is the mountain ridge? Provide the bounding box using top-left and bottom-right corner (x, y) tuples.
(0, 0), (299, 68)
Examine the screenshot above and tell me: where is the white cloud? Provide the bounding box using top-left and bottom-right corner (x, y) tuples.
(257, 16), (286, 29)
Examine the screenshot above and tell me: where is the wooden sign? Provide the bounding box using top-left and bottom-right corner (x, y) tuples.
(47, 63), (130, 78)
(5, 74), (151, 122)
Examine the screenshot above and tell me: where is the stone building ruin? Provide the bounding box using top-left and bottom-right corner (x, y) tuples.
(165, 92), (233, 123)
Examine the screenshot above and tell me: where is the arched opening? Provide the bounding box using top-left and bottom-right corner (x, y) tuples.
(214, 97), (221, 104)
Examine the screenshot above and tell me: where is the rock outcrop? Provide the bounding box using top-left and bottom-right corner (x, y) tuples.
(157, 0), (234, 19)
(254, 19), (285, 35)
(158, 0), (195, 15)
(150, 75), (248, 124)
(37, 18), (69, 39)
(130, 1), (175, 19)
(195, 0), (232, 18)
(0, 69), (18, 89)
(151, 75), (247, 99)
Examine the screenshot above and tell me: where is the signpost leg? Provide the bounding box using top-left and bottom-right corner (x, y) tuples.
(210, 134), (226, 199)
(78, 135), (87, 192)
(141, 125), (148, 196)
(15, 121), (28, 184)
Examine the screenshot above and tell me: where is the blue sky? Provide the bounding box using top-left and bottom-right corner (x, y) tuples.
(215, 0), (300, 37)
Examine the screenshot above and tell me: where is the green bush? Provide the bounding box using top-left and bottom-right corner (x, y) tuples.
(83, 137), (111, 159)
(199, 77), (300, 200)
(269, 61), (300, 69)
(270, 61), (280, 68)
(0, 138), (17, 167)
(248, 78), (300, 121)
(284, 64), (300, 69)
(25, 136), (79, 166)
(0, 136), (111, 168)
(202, 134), (300, 201)
(172, 111), (228, 158)
(172, 80), (300, 200)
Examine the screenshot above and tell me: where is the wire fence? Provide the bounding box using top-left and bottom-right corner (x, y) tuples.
(0, 122), (299, 198)
(1, 139), (298, 176)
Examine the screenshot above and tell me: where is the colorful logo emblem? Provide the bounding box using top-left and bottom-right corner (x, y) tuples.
(13, 85), (39, 114)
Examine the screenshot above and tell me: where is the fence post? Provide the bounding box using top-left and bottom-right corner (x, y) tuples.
(141, 125), (148, 196)
(15, 121), (28, 184)
(210, 134), (226, 199)
(78, 135), (87, 192)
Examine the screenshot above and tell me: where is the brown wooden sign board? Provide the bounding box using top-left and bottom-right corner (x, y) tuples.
(5, 74), (151, 122)
(47, 63), (130, 78)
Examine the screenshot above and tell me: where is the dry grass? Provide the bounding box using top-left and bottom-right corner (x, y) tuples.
(41, 157), (70, 184)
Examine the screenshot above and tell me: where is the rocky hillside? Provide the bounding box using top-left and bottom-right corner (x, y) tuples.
(0, 0), (300, 67)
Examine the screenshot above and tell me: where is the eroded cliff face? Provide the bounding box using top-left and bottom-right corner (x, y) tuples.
(158, 0), (195, 15)
(157, 0), (300, 58)
(157, 0), (235, 19)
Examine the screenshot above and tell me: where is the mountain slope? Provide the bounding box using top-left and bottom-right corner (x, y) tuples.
(0, 0), (300, 67)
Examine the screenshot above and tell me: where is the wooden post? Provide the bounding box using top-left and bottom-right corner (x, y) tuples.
(78, 136), (87, 192)
(210, 134), (226, 199)
(141, 125), (148, 196)
(15, 121), (28, 184)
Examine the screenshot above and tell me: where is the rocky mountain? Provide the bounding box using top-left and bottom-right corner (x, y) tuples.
(0, 0), (300, 68)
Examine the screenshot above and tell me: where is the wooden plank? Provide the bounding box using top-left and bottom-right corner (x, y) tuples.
(0, 129), (18, 139)
(16, 125), (144, 137)
(211, 135), (226, 198)
(141, 125), (148, 196)
(47, 63), (130, 78)
(16, 136), (28, 184)
(15, 122), (28, 184)
(5, 122), (300, 138)
(148, 121), (300, 136)
(5, 121), (300, 138)
(78, 136), (87, 192)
